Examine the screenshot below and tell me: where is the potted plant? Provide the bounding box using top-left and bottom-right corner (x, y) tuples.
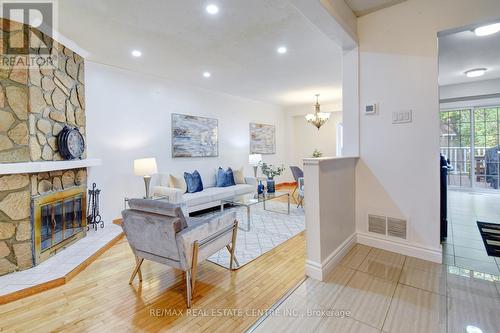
(312, 149), (322, 158)
(260, 162), (285, 193)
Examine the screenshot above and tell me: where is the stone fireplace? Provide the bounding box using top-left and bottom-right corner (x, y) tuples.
(0, 18), (88, 276)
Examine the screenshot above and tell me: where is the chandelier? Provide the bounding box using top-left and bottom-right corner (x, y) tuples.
(305, 94), (330, 130)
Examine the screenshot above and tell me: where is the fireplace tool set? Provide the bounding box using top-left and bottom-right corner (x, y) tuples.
(87, 183), (104, 231)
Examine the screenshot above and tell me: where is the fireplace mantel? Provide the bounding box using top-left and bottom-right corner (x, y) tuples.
(0, 158), (102, 175)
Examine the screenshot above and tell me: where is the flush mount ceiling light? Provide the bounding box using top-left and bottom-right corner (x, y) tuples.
(465, 325), (483, 333)
(465, 68), (487, 78)
(131, 50), (142, 57)
(277, 46), (287, 54)
(474, 23), (500, 36)
(203, 72), (211, 78)
(206, 4), (219, 14)
(305, 94), (330, 130)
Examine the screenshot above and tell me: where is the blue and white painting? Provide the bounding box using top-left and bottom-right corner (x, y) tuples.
(250, 123), (275, 154)
(172, 114), (218, 157)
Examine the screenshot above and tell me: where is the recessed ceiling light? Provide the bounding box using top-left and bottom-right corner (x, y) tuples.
(474, 23), (500, 36)
(131, 50), (142, 57)
(465, 68), (487, 78)
(206, 4), (219, 14)
(203, 72), (211, 78)
(466, 325), (483, 333)
(277, 46), (287, 54)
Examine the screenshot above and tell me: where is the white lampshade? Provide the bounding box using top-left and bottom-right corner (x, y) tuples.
(305, 114), (315, 121)
(134, 158), (158, 176)
(318, 112), (330, 120)
(249, 154), (262, 166)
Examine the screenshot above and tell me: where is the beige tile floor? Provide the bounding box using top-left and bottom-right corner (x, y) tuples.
(253, 244), (500, 333)
(444, 190), (500, 275)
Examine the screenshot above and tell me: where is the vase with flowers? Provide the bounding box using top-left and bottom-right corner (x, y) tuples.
(260, 162), (285, 193)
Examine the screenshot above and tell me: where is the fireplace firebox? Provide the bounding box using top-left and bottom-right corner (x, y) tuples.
(32, 188), (87, 265)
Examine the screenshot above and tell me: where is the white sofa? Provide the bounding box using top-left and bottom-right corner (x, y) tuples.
(152, 172), (257, 214)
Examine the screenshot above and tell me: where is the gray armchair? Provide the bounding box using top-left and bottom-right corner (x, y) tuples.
(297, 177), (304, 208)
(121, 199), (238, 307)
(289, 166), (304, 203)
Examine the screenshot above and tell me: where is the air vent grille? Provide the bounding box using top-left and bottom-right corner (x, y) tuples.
(368, 215), (386, 235)
(387, 217), (407, 239)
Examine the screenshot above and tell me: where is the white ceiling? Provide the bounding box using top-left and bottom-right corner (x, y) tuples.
(57, 0), (343, 106)
(439, 28), (500, 86)
(344, 0), (407, 17)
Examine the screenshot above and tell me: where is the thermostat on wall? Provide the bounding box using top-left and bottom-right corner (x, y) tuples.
(364, 103), (377, 115)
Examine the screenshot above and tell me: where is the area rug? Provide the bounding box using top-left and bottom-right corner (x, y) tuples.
(477, 221), (500, 257)
(206, 201), (305, 269)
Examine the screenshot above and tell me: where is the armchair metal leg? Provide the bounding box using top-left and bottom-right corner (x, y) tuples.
(291, 186), (298, 203)
(229, 220), (238, 270)
(136, 258), (143, 282)
(185, 270), (192, 308)
(129, 257), (144, 285)
(226, 245), (240, 268)
(297, 196), (304, 208)
(191, 241), (199, 298)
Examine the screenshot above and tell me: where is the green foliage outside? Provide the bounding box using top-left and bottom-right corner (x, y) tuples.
(440, 107), (499, 149)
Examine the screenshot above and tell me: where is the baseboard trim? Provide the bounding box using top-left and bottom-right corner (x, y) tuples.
(357, 232), (442, 263)
(305, 232), (357, 281)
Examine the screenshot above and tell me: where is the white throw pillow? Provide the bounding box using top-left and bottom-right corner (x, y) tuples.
(233, 167), (246, 184)
(168, 174), (187, 193)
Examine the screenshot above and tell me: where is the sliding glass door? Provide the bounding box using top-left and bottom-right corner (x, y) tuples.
(474, 107), (500, 189)
(440, 109), (472, 188)
(440, 106), (500, 190)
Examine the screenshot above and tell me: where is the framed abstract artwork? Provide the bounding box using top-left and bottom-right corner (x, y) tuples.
(172, 113), (218, 157)
(250, 123), (276, 154)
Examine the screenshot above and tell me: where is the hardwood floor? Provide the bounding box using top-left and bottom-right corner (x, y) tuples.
(0, 230), (305, 332)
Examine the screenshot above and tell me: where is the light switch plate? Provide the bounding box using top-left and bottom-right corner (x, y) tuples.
(392, 110), (412, 124)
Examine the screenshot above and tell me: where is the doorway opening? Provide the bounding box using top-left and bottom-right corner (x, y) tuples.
(438, 21), (500, 275)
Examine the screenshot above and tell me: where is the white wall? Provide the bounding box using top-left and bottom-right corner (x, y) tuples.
(284, 103), (342, 169)
(440, 78), (500, 100)
(440, 78), (500, 110)
(356, 0), (500, 261)
(85, 62), (286, 223)
(292, 112), (341, 165)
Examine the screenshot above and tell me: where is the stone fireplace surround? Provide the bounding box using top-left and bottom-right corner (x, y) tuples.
(0, 169), (87, 275)
(0, 18), (90, 276)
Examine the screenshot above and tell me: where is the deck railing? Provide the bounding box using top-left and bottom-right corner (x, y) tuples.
(440, 147), (487, 173)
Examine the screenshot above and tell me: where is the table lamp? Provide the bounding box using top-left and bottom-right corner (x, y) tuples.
(134, 157), (158, 198)
(249, 154), (262, 177)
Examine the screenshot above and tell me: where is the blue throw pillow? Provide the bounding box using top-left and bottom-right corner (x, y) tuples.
(216, 167), (226, 187)
(184, 170), (203, 193)
(226, 168), (236, 186)
(216, 167), (236, 187)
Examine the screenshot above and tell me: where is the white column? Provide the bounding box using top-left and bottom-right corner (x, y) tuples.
(341, 47), (360, 157)
(303, 156), (358, 281)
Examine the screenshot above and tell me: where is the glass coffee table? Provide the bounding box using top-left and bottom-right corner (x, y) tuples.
(220, 192), (290, 231)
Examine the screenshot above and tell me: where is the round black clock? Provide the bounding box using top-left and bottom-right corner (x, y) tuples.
(57, 126), (85, 160)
